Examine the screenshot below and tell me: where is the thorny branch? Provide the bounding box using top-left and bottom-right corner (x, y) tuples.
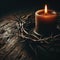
(14, 14), (60, 43)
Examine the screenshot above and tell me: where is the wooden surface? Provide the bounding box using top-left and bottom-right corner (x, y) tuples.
(0, 12), (60, 60)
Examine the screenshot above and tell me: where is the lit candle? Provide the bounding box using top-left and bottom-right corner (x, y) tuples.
(34, 5), (57, 36)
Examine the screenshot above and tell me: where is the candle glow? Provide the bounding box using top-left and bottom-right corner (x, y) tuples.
(35, 5), (57, 22)
(45, 4), (48, 14)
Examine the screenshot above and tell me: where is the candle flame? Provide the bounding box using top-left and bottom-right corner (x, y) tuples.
(45, 5), (48, 14)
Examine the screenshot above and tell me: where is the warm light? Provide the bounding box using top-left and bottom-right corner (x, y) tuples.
(45, 4), (48, 14)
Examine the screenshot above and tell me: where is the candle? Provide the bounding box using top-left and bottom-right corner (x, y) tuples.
(34, 5), (57, 36)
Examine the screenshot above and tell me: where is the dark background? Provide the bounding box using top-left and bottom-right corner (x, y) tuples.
(0, 0), (60, 16)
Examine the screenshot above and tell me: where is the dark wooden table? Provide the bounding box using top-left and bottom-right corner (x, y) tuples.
(0, 11), (60, 60)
